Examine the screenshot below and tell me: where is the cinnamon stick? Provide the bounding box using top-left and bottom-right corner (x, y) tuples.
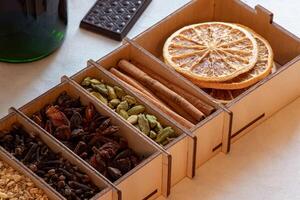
(135, 63), (215, 116)
(108, 70), (194, 129)
(110, 68), (161, 102)
(118, 59), (205, 122)
(157, 92), (198, 124)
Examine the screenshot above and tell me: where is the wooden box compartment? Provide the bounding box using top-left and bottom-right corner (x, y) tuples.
(132, 0), (300, 144)
(84, 41), (232, 170)
(0, 111), (114, 200)
(69, 61), (194, 188)
(18, 79), (168, 200)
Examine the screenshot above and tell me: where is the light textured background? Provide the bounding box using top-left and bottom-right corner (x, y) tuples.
(0, 1), (300, 199)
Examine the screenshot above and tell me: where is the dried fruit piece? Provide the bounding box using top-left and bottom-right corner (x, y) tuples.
(45, 106), (69, 127)
(192, 30), (274, 89)
(107, 167), (122, 181)
(163, 22), (258, 82)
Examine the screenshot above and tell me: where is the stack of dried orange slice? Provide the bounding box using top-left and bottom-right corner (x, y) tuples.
(163, 22), (274, 103)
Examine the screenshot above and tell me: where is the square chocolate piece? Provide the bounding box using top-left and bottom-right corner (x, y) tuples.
(80, 0), (152, 41)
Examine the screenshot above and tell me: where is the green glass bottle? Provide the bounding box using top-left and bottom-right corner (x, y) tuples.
(0, 0), (68, 63)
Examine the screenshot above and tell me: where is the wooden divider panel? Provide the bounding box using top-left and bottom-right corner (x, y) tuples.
(228, 57), (300, 142)
(70, 56), (193, 187)
(94, 43), (200, 186)
(214, 0), (300, 65)
(0, 111), (114, 200)
(18, 80), (164, 200)
(86, 42), (231, 173)
(132, 0), (300, 151)
(133, 0), (214, 58)
(0, 113), (65, 200)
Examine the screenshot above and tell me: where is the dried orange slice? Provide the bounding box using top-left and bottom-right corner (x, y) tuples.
(205, 88), (248, 104)
(192, 31), (273, 89)
(206, 63), (276, 104)
(163, 22), (259, 82)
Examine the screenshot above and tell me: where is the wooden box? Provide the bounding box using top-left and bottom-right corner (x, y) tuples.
(132, 0), (300, 145)
(69, 61), (193, 188)
(18, 79), (168, 200)
(84, 41), (232, 171)
(0, 111), (114, 200)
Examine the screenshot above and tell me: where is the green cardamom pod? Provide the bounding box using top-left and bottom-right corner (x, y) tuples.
(81, 77), (91, 86)
(122, 95), (136, 106)
(134, 124), (141, 131)
(90, 92), (108, 105)
(138, 114), (150, 136)
(116, 101), (129, 113)
(127, 115), (138, 124)
(114, 86), (126, 99)
(107, 85), (117, 100)
(109, 99), (121, 108)
(90, 78), (102, 85)
(154, 121), (163, 133)
(146, 114), (157, 129)
(127, 105), (145, 116)
(155, 127), (174, 143)
(118, 109), (129, 120)
(92, 84), (108, 96)
(86, 88), (93, 93)
(149, 130), (157, 139)
(108, 103), (114, 109)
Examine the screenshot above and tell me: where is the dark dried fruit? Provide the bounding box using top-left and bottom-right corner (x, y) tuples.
(46, 106), (70, 127)
(85, 103), (95, 122)
(107, 167), (122, 181)
(54, 125), (71, 140)
(70, 112), (83, 129)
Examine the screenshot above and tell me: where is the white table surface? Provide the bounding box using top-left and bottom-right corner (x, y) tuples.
(0, 1), (300, 199)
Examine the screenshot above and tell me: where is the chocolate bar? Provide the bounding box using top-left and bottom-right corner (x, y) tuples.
(80, 0), (152, 41)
